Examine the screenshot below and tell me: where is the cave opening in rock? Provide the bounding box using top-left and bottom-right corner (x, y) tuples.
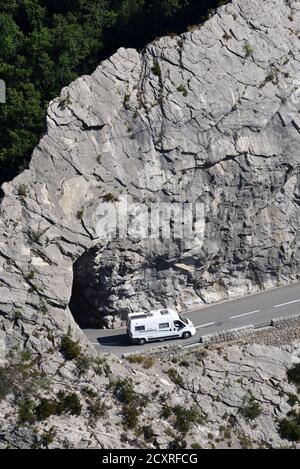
(68, 238), (202, 330)
(69, 245), (117, 329)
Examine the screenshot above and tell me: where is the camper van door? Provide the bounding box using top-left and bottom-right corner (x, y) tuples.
(154, 318), (178, 340)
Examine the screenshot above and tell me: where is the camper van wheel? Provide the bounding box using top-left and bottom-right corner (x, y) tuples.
(182, 332), (191, 339)
(138, 338), (146, 345)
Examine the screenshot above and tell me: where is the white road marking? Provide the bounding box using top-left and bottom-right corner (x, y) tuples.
(273, 299), (300, 308)
(195, 322), (216, 329)
(91, 342), (100, 345)
(229, 309), (261, 320)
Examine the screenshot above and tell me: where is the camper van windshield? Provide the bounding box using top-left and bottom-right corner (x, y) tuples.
(179, 315), (188, 325)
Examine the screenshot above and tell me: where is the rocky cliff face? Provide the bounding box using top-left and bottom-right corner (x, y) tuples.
(1, 334), (300, 449)
(1, 0), (300, 332)
(0, 0), (300, 450)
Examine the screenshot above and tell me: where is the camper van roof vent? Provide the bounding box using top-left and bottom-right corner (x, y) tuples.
(160, 309), (169, 315)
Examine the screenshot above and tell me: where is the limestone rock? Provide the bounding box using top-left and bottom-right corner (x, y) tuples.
(0, 0), (300, 450)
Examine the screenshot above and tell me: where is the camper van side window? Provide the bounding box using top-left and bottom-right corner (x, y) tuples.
(159, 323), (169, 329)
(135, 326), (145, 331)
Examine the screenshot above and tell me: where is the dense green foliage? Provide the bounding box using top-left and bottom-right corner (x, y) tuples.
(278, 411), (300, 442)
(287, 363), (300, 389)
(60, 330), (82, 360)
(0, 0), (229, 185)
(239, 396), (262, 420)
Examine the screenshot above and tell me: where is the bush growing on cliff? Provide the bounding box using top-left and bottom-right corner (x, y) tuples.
(161, 404), (203, 434)
(125, 354), (154, 369)
(60, 329), (82, 360)
(167, 368), (184, 387)
(75, 355), (92, 375)
(142, 425), (155, 442)
(278, 413), (300, 442)
(114, 378), (149, 429)
(0, 352), (50, 402)
(88, 397), (107, 427)
(115, 378), (136, 404)
(169, 437), (187, 449)
(35, 392), (82, 421)
(18, 399), (35, 424)
(286, 363), (300, 390)
(172, 405), (203, 434)
(243, 42), (254, 57)
(122, 403), (140, 429)
(239, 396), (262, 420)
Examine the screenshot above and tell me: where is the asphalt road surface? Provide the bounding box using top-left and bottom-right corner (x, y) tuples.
(83, 282), (300, 356)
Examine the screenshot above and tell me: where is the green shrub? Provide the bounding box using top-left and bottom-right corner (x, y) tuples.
(278, 417), (300, 442)
(194, 349), (208, 360)
(179, 360), (190, 368)
(244, 42), (254, 57)
(191, 442), (202, 449)
(239, 397), (262, 420)
(161, 404), (203, 434)
(122, 403), (139, 429)
(76, 355), (92, 375)
(167, 368), (184, 387)
(57, 391), (82, 416)
(88, 397), (107, 426)
(82, 386), (98, 399)
(0, 353), (51, 404)
(114, 378), (149, 429)
(76, 209), (84, 220)
(116, 377), (148, 405)
(161, 405), (173, 419)
(18, 399), (35, 424)
(60, 331), (82, 360)
(102, 193), (119, 203)
(287, 363), (300, 388)
(58, 93), (72, 109)
(222, 32), (231, 40)
(152, 61), (161, 77)
(40, 428), (56, 447)
(17, 184), (28, 198)
(239, 435), (253, 449)
(126, 354), (144, 364)
(123, 93), (131, 109)
(169, 437), (187, 449)
(177, 84), (188, 97)
(142, 425), (155, 442)
(28, 227), (48, 243)
(35, 398), (58, 421)
(126, 354), (154, 369)
(173, 405), (203, 434)
(35, 392), (82, 421)
(287, 393), (298, 407)
(24, 270), (35, 282)
(142, 357), (154, 369)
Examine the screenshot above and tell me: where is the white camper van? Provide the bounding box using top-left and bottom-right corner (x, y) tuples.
(127, 308), (196, 345)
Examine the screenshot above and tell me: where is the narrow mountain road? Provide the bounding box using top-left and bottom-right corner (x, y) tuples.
(84, 282), (300, 357)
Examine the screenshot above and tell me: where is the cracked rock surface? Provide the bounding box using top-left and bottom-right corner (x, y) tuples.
(0, 0), (300, 331)
(0, 0), (300, 448)
(1, 340), (300, 449)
